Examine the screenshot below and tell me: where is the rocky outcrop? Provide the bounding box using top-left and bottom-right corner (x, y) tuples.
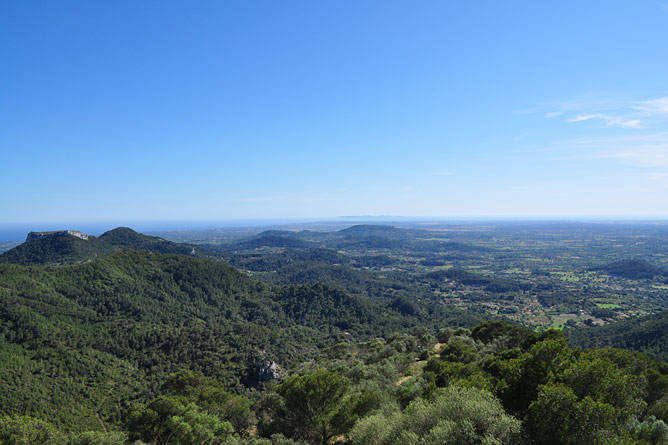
(256, 361), (287, 382)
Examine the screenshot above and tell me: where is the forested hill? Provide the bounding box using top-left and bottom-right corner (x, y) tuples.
(569, 309), (668, 361)
(0, 232), (117, 265)
(215, 224), (439, 252)
(0, 227), (214, 265)
(591, 259), (668, 281)
(0, 249), (477, 431)
(229, 231), (317, 250)
(222, 224), (427, 251)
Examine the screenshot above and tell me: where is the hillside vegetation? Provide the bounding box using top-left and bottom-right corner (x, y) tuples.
(570, 309), (668, 362)
(4, 321), (668, 444)
(0, 247), (476, 433)
(4, 222), (668, 444)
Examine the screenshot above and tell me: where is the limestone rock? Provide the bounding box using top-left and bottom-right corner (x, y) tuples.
(256, 361), (286, 382)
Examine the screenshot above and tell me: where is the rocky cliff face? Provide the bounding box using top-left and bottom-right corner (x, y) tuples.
(27, 230), (89, 242)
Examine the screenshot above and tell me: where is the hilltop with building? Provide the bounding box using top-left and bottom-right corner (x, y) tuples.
(0, 227), (211, 266)
(26, 230), (89, 242)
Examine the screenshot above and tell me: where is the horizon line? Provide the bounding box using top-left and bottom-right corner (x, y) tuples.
(3, 214), (668, 225)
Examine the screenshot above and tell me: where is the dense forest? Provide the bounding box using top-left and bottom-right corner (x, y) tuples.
(3, 223), (668, 443)
(0, 236), (478, 438)
(570, 309), (668, 362)
(5, 321), (668, 444)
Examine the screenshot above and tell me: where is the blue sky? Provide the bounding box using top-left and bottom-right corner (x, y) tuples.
(2, 0), (668, 223)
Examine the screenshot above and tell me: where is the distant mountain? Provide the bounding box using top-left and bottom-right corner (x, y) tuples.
(214, 225), (439, 251)
(100, 227), (204, 256)
(591, 259), (668, 280)
(98, 226), (164, 247)
(0, 232), (116, 265)
(230, 231), (317, 250)
(0, 227), (210, 266)
(303, 224), (439, 250)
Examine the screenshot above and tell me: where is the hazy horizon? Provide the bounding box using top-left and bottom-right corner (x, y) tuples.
(3, 215), (668, 243)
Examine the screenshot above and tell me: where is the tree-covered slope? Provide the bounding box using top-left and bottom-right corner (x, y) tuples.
(591, 259), (668, 281)
(0, 249), (478, 431)
(569, 309), (668, 362)
(261, 262), (378, 290)
(7, 319), (668, 444)
(0, 250), (335, 429)
(229, 231), (317, 250)
(0, 234), (117, 265)
(226, 248), (351, 272)
(0, 250), (278, 429)
(99, 227), (207, 256)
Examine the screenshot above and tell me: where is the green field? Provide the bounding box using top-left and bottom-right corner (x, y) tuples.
(596, 303), (621, 309)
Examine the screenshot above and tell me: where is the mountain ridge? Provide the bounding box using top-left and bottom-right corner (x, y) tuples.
(0, 227), (212, 266)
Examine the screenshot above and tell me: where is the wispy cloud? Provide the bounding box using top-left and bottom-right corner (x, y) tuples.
(613, 119), (643, 129)
(547, 95), (668, 129)
(566, 113), (643, 128)
(631, 97), (668, 116)
(567, 113), (604, 122)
